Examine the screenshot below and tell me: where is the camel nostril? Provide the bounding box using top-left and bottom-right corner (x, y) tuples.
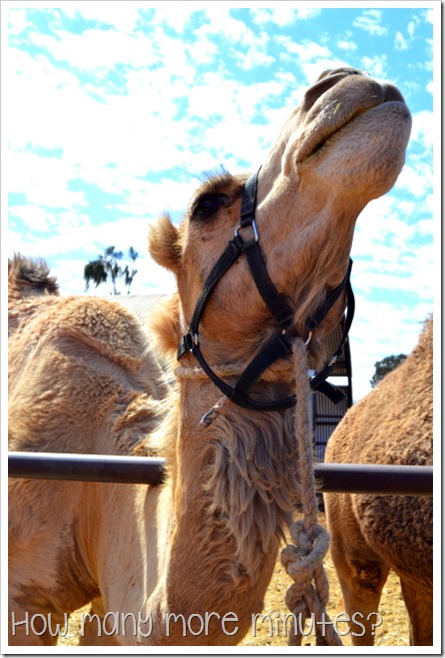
(382, 83), (406, 104)
(302, 68), (365, 112)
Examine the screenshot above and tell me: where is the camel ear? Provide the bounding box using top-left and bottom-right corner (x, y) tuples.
(148, 214), (182, 274)
(148, 292), (181, 363)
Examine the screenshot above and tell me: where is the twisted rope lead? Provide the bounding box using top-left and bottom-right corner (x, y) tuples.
(175, 360), (296, 427)
(175, 359), (295, 383)
(280, 337), (342, 646)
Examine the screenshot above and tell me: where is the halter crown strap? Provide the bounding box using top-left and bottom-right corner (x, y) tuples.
(239, 167), (258, 224)
(235, 167), (296, 331)
(178, 169), (355, 412)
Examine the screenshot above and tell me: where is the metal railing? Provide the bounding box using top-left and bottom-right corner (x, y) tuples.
(8, 452), (433, 497)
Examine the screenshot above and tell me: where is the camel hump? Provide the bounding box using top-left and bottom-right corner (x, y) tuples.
(8, 255), (161, 383)
(8, 254), (59, 299)
(415, 315), (433, 359)
(48, 295), (158, 375)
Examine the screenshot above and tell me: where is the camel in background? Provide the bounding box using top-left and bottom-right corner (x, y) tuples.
(8, 68), (411, 645)
(324, 318), (433, 645)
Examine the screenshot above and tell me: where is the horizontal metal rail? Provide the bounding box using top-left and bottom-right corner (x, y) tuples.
(8, 452), (166, 487)
(8, 452), (433, 497)
(318, 463), (432, 497)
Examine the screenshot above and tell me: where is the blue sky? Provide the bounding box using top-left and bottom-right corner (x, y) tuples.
(4, 2), (438, 401)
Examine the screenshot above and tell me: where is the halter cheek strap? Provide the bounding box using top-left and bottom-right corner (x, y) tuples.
(177, 169), (355, 412)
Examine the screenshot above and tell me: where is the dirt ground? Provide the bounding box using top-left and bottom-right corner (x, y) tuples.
(57, 512), (409, 648)
(240, 520), (409, 648)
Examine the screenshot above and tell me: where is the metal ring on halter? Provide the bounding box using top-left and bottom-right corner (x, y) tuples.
(305, 331), (313, 346)
(234, 219), (259, 243)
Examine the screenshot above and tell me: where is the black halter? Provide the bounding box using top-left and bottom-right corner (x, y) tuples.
(177, 169), (355, 412)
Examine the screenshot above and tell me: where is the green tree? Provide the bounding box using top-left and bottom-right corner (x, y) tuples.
(370, 353), (407, 388)
(84, 246), (138, 295)
(83, 259), (107, 290)
(122, 246), (139, 294)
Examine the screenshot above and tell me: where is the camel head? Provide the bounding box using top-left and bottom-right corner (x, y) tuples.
(149, 68), (411, 371)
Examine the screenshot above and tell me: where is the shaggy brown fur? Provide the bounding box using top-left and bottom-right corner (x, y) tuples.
(324, 318), (433, 646)
(8, 254), (169, 645)
(9, 68), (411, 646)
(8, 254), (59, 297)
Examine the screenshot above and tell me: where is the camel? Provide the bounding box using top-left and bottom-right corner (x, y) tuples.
(8, 68), (411, 646)
(324, 318), (433, 646)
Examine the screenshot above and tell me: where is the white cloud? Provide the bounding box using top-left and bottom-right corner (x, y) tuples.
(184, 36), (218, 66)
(274, 35), (352, 86)
(8, 150), (86, 209)
(8, 19), (291, 192)
(252, 6), (321, 27)
(352, 10), (388, 36)
(352, 258), (433, 301)
(425, 9), (434, 25)
(293, 7), (322, 21)
(9, 203), (79, 235)
(9, 47), (300, 251)
(349, 299), (431, 401)
(191, 14), (276, 72)
(10, 49), (183, 184)
(349, 188), (433, 314)
(61, 4), (143, 33)
(187, 75), (286, 124)
(238, 47), (275, 72)
(29, 29), (158, 70)
(337, 39), (357, 52)
(8, 49), (82, 150)
(410, 110), (433, 149)
(150, 5), (198, 34)
(396, 159), (432, 200)
(394, 31), (408, 51)
(196, 13), (254, 45)
(112, 178), (197, 221)
(8, 8), (30, 35)
(360, 54), (389, 80)
(276, 36), (331, 63)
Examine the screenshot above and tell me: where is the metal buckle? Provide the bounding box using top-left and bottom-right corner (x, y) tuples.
(182, 332), (199, 353)
(234, 219), (259, 244)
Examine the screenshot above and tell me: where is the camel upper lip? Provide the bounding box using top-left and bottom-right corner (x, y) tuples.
(296, 104), (374, 163)
(297, 84), (409, 164)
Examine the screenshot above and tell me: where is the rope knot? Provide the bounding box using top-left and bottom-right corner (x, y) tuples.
(281, 521), (330, 589)
(281, 520), (342, 646)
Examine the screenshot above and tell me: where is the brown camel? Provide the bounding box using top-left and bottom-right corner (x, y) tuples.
(324, 318), (433, 646)
(8, 68), (411, 646)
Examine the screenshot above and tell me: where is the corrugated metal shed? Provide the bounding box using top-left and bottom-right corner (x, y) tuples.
(312, 322), (353, 461)
(112, 294), (164, 325)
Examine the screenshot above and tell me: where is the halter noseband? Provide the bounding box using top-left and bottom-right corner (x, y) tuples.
(177, 169), (355, 412)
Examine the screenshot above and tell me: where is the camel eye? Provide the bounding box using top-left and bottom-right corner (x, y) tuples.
(192, 193), (230, 221)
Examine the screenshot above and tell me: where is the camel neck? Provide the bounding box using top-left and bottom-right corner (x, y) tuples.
(148, 381), (298, 643)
